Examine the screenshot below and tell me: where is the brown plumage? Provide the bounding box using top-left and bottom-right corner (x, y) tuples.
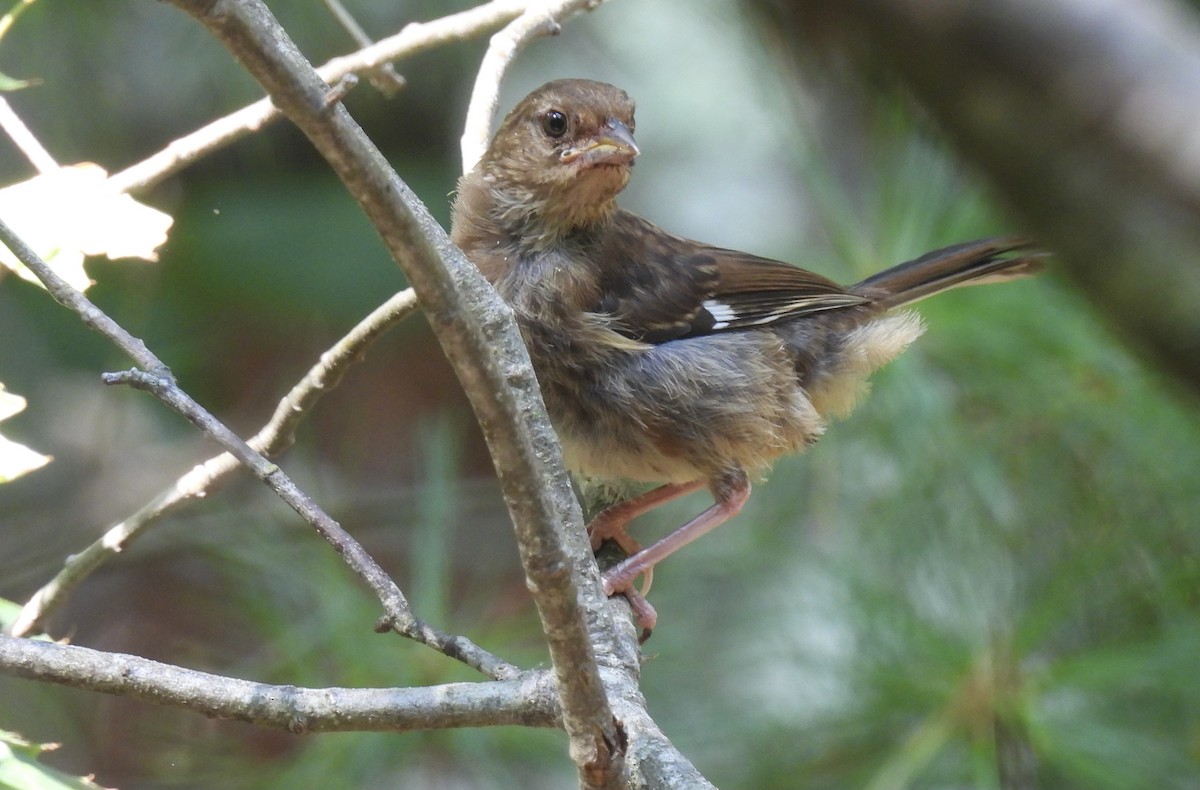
(451, 78), (1041, 636)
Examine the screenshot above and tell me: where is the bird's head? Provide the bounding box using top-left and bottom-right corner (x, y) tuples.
(477, 79), (639, 244)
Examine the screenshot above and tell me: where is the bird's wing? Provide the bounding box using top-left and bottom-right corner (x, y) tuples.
(595, 212), (869, 344)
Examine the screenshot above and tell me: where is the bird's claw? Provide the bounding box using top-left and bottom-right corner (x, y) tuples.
(590, 517), (654, 595)
(603, 565), (657, 641)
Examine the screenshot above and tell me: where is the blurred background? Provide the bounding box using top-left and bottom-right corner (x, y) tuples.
(2, 1), (1199, 788)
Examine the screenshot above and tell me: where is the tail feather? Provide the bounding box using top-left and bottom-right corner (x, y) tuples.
(851, 237), (1043, 311)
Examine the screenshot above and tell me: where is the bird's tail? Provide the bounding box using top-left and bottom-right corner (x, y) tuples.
(850, 237), (1043, 311)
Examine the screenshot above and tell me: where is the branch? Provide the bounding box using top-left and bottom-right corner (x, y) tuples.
(10, 290), (418, 638)
(0, 219), (515, 680)
(0, 219), (168, 377)
(321, 0), (406, 96)
(460, 0), (606, 173)
(0, 635), (557, 732)
(160, 0), (626, 784)
(107, 0), (529, 195)
(0, 96), (57, 174)
(608, 688), (717, 789)
(763, 0), (1200, 391)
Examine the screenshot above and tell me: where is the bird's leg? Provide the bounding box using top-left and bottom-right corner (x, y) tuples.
(587, 480), (705, 596)
(588, 480), (704, 551)
(602, 475), (751, 612)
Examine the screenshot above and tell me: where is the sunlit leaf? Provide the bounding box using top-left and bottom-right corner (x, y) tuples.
(0, 70), (39, 91)
(0, 163), (173, 291)
(0, 383), (50, 482)
(0, 730), (110, 789)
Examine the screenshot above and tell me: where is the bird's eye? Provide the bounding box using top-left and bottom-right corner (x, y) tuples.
(541, 110), (568, 138)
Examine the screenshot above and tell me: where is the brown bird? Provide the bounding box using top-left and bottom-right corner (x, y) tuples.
(451, 78), (1040, 636)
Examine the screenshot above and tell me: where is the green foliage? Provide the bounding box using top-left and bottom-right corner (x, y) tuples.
(0, 730), (108, 790)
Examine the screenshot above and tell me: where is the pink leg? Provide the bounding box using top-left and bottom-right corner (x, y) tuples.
(588, 481), (705, 595)
(588, 481), (706, 551)
(602, 479), (751, 602)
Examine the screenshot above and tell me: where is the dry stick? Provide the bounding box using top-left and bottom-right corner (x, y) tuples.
(162, 0), (625, 784)
(321, 0), (406, 96)
(460, 0), (606, 173)
(0, 96), (58, 173)
(0, 220), (515, 681)
(0, 222), (168, 376)
(9, 0), (563, 675)
(10, 292), (433, 635)
(4, 56), (498, 674)
(108, 0), (529, 195)
(14, 294), (425, 637)
(0, 635), (558, 732)
(4, 0), (553, 695)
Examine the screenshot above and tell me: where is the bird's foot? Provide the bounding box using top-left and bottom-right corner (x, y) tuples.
(603, 567), (657, 642)
(588, 514), (654, 596)
(587, 481), (710, 639)
(587, 511), (644, 554)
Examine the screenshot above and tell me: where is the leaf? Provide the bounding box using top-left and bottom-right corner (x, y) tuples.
(0, 383), (50, 482)
(0, 730), (112, 789)
(0, 383), (27, 421)
(0, 163), (173, 291)
(0, 69), (39, 91)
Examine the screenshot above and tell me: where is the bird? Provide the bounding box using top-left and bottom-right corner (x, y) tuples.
(451, 78), (1041, 637)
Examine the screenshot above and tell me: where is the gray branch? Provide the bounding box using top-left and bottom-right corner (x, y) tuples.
(460, 0), (607, 172)
(0, 635), (557, 733)
(0, 220), (512, 680)
(108, 0), (529, 194)
(160, 0), (639, 785)
(10, 290), (422, 641)
(6, 0), (715, 781)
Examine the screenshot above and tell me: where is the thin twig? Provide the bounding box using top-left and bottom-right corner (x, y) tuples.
(0, 96), (57, 174)
(323, 72), (360, 107)
(460, 0), (606, 174)
(162, 0), (624, 784)
(322, 0), (406, 96)
(107, 0), (528, 195)
(0, 219), (168, 376)
(0, 635), (557, 732)
(10, 289), (420, 638)
(0, 219), (516, 680)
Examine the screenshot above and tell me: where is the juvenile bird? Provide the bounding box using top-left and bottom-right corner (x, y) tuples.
(451, 78), (1039, 635)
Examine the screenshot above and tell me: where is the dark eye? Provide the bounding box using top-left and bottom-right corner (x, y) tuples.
(541, 110), (568, 138)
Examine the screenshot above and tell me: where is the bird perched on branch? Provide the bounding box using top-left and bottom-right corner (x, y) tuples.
(451, 78), (1040, 637)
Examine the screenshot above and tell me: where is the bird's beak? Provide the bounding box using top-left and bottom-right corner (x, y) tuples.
(562, 119), (639, 166)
